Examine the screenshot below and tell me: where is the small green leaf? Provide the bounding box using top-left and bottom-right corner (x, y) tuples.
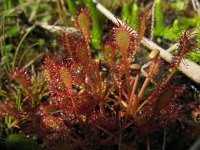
(5, 44), (13, 53)
(5, 116), (12, 126)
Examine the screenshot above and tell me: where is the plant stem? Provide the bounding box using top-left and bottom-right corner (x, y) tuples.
(131, 76), (150, 114)
(123, 57), (131, 97)
(163, 67), (176, 85)
(131, 56), (159, 114)
(126, 72), (140, 117)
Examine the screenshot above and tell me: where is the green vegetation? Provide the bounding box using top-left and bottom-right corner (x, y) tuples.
(86, 0), (102, 49)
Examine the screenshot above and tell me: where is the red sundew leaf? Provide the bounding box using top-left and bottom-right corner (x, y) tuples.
(77, 8), (91, 41)
(115, 28), (130, 52)
(39, 104), (59, 114)
(114, 23), (133, 57)
(170, 30), (198, 68)
(139, 82), (177, 118)
(12, 69), (31, 90)
(74, 95), (98, 116)
(41, 113), (66, 132)
(150, 82), (176, 113)
(43, 56), (59, 85)
(62, 32), (74, 57)
(0, 101), (15, 117)
(48, 95), (72, 109)
(137, 10), (151, 48)
(114, 63), (124, 81)
(43, 55), (60, 75)
(159, 100), (179, 118)
(89, 111), (118, 132)
(70, 62), (85, 85)
(43, 69), (51, 83)
(102, 42), (116, 69)
(62, 32), (79, 61)
(178, 30), (197, 56)
(157, 88), (175, 112)
(43, 56), (69, 97)
(75, 41), (90, 74)
(59, 66), (73, 95)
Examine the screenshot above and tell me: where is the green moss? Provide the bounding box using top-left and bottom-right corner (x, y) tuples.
(6, 134), (41, 150)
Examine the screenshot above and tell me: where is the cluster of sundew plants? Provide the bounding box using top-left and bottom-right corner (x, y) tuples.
(2, 6), (198, 149)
